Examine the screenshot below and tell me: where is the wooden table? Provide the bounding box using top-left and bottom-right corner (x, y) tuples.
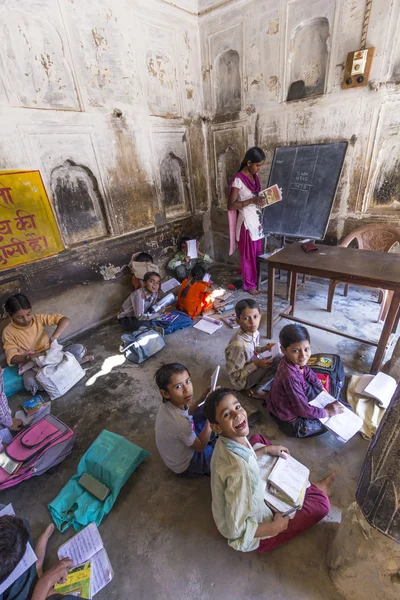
(266, 243), (400, 373)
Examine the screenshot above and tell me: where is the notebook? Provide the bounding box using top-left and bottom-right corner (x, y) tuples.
(267, 453), (310, 504)
(58, 523), (113, 597)
(354, 372), (397, 409)
(54, 562), (92, 599)
(21, 394), (46, 416)
(0, 504), (37, 595)
(222, 314), (240, 329)
(309, 390), (363, 443)
(193, 316), (223, 335)
(161, 278), (180, 293)
(186, 239), (198, 259)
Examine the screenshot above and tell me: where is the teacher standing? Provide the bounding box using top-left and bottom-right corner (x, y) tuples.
(227, 147), (266, 295)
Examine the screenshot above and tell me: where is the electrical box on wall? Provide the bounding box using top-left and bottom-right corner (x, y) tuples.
(342, 47), (375, 89)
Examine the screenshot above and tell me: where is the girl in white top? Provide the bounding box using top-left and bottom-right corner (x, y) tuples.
(228, 147), (266, 295)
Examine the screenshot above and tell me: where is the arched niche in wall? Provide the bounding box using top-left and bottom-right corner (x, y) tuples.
(146, 49), (180, 116)
(372, 136), (400, 210)
(50, 160), (108, 246)
(287, 17), (329, 101)
(217, 145), (239, 208)
(160, 152), (188, 215)
(214, 50), (241, 115)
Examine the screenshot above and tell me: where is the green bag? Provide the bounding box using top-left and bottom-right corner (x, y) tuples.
(48, 430), (150, 532)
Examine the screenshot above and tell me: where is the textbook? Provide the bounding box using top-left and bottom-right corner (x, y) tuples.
(257, 342), (279, 360)
(259, 184), (282, 207)
(0, 504), (37, 595)
(161, 278), (180, 293)
(58, 523), (113, 597)
(21, 394), (46, 416)
(309, 390), (363, 443)
(267, 453), (310, 504)
(354, 372), (397, 409)
(222, 313), (240, 329)
(54, 562), (92, 599)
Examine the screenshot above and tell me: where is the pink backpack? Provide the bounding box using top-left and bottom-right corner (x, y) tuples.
(0, 415), (75, 490)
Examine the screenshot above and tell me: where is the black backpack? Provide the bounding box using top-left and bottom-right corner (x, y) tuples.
(308, 354), (345, 401)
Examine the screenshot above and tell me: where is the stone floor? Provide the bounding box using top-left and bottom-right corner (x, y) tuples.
(3, 266), (398, 600)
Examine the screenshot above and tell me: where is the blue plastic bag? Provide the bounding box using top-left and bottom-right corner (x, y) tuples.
(3, 365), (25, 397)
(48, 430), (150, 532)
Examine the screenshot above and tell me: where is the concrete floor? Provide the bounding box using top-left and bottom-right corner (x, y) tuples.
(3, 266), (398, 600)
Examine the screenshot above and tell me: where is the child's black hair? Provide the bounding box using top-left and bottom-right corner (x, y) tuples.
(154, 362), (190, 400)
(239, 146), (266, 171)
(279, 324), (310, 349)
(204, 387), (237, 424)
(143, 271), (161, 282)
(4, 294), (31, 316)
(178, 235), (191, 252)
(0, 516), (30, 584)
(181, 264), (207, 298)
(135, 252), (153, 263)
(234, 298), (260, 319)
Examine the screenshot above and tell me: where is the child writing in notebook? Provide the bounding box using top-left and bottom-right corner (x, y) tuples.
(204, 387), (335, 553)
(154, 362), (215, 478)
(225, 299), (279, 398)
(176, 264), (213, 319)
(168, 236), (212, 282)
(266, 324), (343, 438)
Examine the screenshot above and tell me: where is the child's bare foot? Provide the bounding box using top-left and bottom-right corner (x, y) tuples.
(80, 355), (95, 364)
(35, 523), (54, 577)
(247, 289), (260, 296)
(313, 472), (336, 497)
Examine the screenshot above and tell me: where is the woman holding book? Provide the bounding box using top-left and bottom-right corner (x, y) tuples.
(227, 147), (266, 295)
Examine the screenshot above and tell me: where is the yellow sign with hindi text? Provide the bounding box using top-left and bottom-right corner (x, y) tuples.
(0, 170), (64, 271)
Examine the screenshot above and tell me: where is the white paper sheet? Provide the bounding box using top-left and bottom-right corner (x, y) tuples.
(0, 504), (37, 595)
(310, 390), (363, 443)
(258, 343), (279, 360)
(161, 278), (180, 293)
(363, 372), (397, 408)
(268, 454), (310, 503)
(90, 548), (113, 596)
(186, 239), (198, 259)
(202, 273), (211, 283)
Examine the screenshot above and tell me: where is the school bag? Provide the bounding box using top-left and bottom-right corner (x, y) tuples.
(35, 340), (85, 400)
(0, 415), (75, 490)
(120, 327), (165, 364)
(308, 354), (345, 401)
(153, 310), (193, 335)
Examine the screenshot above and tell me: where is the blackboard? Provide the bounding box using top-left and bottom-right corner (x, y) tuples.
(263, 142), (348, 239)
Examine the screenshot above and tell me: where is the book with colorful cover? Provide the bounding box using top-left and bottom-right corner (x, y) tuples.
(54, 561), (92, 599)
(222, 314), (240, 329)
(259, 184), (282, 207)
(21, 394), (46, 416)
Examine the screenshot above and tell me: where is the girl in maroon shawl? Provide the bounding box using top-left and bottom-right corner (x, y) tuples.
(227, 147), (266, 295)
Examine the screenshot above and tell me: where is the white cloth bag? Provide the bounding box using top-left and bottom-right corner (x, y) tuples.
(35, 340), (85, 400)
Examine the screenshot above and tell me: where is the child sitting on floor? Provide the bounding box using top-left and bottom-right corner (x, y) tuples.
(176, 264), (213, 319)
(154, 362), (215, 478)
(0, 513), (74, 600)
(266, 324), (343, 438)
(225, 299), (279, 398)
(129, 252), (160, 291)
(168, 236), (212, 282)
(118, 271), (163, 332)
(2, 294), (94, 395)
(204, 387), (335, 553)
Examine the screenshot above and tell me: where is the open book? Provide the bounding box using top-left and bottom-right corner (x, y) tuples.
(354, 372), (397, 409)
(309, 390), (363, 443)
(0, 504), (37, 595)
(267, 453), (310, 504)
(257, 342), (280, 360)
(193, 315), (223, 335)
(58, 523), (113, 597)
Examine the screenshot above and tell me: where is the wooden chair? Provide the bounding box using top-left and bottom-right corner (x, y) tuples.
(327, 224), (400, 322)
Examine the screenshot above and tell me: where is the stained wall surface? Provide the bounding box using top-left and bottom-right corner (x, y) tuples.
(200, 0), (400, 260)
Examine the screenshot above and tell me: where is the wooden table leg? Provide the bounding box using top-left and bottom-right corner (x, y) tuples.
(371, 290), (400, 374)
(286, 271), (292, 300)
(267, 263), (275, 338)
(289, 271), (298, 315)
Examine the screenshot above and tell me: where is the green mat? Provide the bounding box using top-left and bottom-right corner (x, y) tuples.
(48, 429), (150, 532)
